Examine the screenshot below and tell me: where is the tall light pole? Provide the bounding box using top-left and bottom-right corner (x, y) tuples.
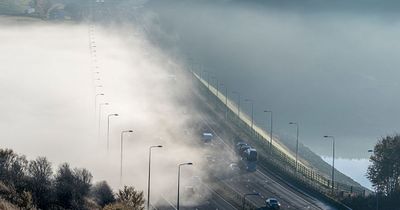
(203, 70), (210, 90)
(232, 91), (241, 118)
(95, 93), (104, 110)
(368, 149), (379, 210)
(147, 145), (163, 210)
(220, 83), (228, 119)
(264, 110), (273, 153)
(120, 130), (133, 185)
(289, 122), (299, 172)
(177, 162), (193, 210)
(98, 103), (109, 139)
(323, 135), (335, 192)
(215, 78), (220, 98)
(245, 99), (254, 131)
(107, 113), (118, 153)
(211, 76), (218, 98)
(242, 192), (260, 210)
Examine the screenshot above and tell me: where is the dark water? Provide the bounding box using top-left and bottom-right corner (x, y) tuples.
(323, 157), (372, 189)
(142, 0), (400, 158)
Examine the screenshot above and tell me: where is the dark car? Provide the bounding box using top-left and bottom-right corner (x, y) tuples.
(236, 142), (247, 150)
(265, 198), (281, 210)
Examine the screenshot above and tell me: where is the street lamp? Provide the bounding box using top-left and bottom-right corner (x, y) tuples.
(264, 110), (273, 153)
(245, 99), (254, 131)
(210, 76), (218, 101)
(98, 103), (109, 139)
(242, 192), (260, 210)
(203, 70), (210, 90)
(323, 136), (335, 192)
(289, 122), (299, 172)
(120, 130), (133, 185)
(232, 91), (241, 118)
(368, 149), (379, 210)
(106, 113), (118, 153)
(220, 83), (228, 119)
(213, 77), (220, 98)
(177, 162), (193, 210)
(147, 145), (163, 210)
(95, 93), (104, 110)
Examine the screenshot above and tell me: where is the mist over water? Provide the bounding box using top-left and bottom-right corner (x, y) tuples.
(0, 16), (225, 205)
(141, 0), (400, 158)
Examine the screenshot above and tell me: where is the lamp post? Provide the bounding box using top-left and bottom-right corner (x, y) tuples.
(120, 130), (133, 185)
(147, 145), (162, 210)
(323, 135), (335, 192)
(98, 103), (109, 139)
(106, 113), (118, 152)
(95, 85), (103, 92)
(220, 83), (228, 119)
(242, 193), (260, 210)
(368, 149), (378, 210)
(245, 99), (254, 131)
(211, 76), (218, 97)
(215, 78), (220, 97)
(289, 122), (299, 172)
(203, 70), (210, 90)
(177, 162), (193, 210)
(95, 93), (104, 110)
(232, 91), (241, 118)
(264, 110), (273, 153)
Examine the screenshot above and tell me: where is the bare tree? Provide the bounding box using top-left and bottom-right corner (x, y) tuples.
(116, 186), (145, 210)
(91, 181), (115, 207)
(27, 157), (53, 209)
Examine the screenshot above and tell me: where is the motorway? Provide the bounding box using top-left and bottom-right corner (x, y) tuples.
(200, 115), (337, 210)
(150, 85), (338, 210)
(90, 3), (338, 209)
(154, 183), (239, 210)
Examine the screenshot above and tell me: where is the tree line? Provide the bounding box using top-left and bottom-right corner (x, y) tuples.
(0, 148), (144, 210)
(342, 134), (400, 209)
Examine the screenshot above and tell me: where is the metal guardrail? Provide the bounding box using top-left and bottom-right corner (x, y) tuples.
(193, 72), (365, 203)
(210, 179), (258, 210)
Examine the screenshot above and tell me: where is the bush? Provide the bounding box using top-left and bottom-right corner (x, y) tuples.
(91, 181), (115, 207)
(116, 186), (145, 210)
(103, 202), (131, 210)
(27, 157), (53, 209)
(54, 163), (93, 210)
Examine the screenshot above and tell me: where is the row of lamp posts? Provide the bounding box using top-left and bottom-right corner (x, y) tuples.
(116, 129), (194, 210)
(200, 70), (339, 195)
(90, 26), (194, 210)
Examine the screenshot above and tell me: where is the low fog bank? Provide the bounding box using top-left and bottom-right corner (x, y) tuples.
(138, 0), (400, 158)
(0, 16), (231, 205)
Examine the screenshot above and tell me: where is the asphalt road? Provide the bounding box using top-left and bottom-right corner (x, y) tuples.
(155, 184), (238, 210)
(201, 116), (337, 210)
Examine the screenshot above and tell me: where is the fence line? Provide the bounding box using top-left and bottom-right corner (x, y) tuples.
(193, 72), (366, 201)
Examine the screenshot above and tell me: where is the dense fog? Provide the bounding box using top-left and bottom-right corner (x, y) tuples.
(138, 0), (400, 158)
(0, 16), (235, 205)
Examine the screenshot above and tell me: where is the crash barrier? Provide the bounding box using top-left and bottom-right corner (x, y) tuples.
(210, 179), (258, 210)
(193, 72), (365, 204)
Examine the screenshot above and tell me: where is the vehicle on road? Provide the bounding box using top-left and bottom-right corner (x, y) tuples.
(265, 198), (281, 210)
(236, 142), (248, 151)
(242, 148), (257, 172)
(229, 162), (240, 172)
(236, 141), (258, 172)
(202, 132), (213, 143)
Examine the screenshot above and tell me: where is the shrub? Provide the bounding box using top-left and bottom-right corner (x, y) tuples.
(91, 181), (115, 207)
